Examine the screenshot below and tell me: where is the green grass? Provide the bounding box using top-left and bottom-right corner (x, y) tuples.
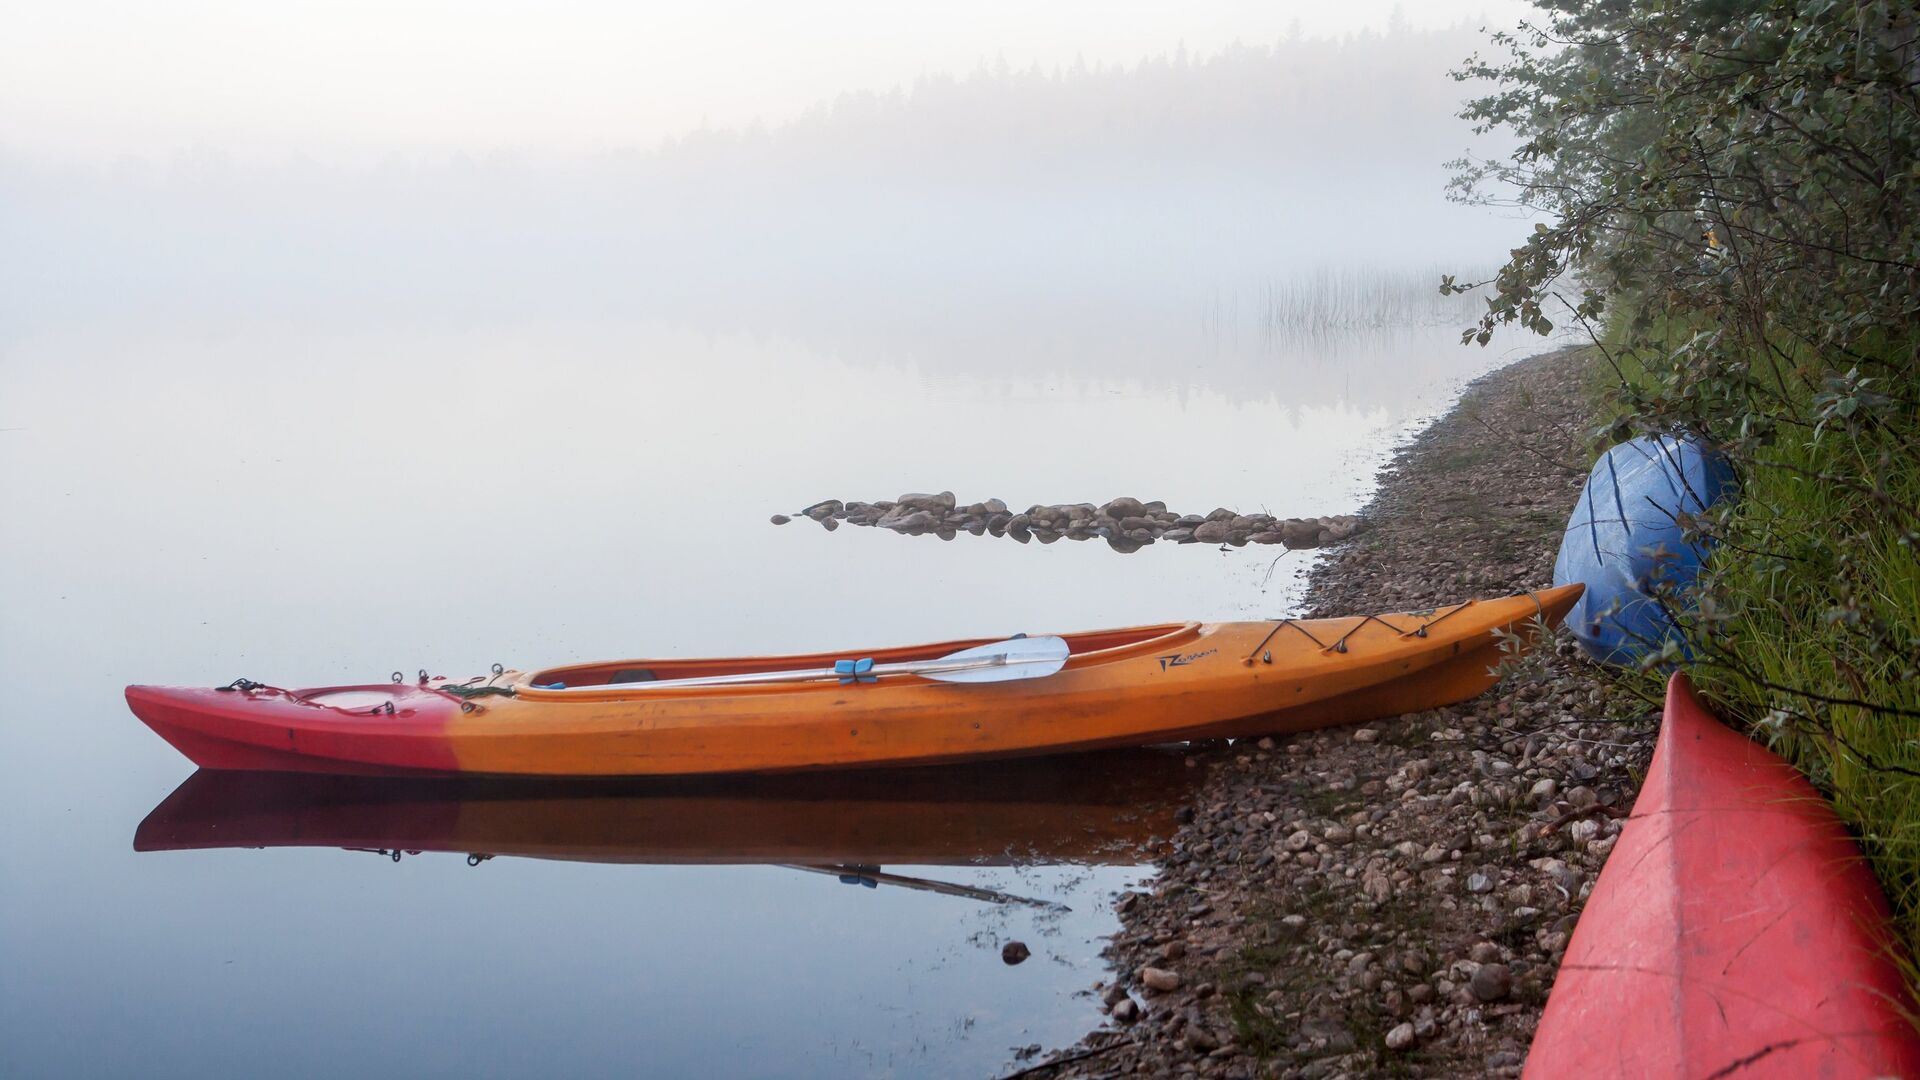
(1689, 428), (1920, 974)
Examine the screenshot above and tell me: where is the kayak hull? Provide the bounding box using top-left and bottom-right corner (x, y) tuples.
(127, 585), (1579, 778)
(1525, 673), (1920, 1078)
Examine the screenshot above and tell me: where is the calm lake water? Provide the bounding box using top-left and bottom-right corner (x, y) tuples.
(0, 295), (1535, 1077)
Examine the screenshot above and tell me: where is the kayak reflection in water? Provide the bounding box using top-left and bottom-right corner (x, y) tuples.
(133, 749), (1194, 907)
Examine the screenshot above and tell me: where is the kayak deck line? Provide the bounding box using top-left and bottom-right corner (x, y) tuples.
(125, 584), (1583, 778)
(1240, 599), (1479, 661)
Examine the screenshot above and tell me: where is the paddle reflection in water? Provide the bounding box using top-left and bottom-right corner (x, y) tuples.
(134, 749), (1194, 908)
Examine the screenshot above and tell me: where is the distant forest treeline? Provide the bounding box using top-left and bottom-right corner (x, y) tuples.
(2, 24), (1517, 340)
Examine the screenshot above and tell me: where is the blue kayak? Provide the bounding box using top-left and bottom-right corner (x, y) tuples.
(1551, 435), (1735, 665)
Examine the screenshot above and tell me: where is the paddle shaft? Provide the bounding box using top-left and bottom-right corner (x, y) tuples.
(537, 652), (1036, 692)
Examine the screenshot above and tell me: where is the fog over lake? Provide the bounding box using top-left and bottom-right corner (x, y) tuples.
(0, 16), (1554, 1079)
(3, 24), (1526, 329)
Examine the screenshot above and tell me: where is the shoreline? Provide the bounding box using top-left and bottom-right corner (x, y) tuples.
(1039, 346), (1656, 1079)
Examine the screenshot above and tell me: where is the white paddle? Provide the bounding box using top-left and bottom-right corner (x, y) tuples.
(534, 635), (1072, 692)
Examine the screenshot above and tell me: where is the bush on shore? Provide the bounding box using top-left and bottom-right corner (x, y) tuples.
(1450, 1), (1919, 969)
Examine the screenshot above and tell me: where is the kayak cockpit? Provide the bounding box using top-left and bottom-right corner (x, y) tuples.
(527, 623), (1199, 689)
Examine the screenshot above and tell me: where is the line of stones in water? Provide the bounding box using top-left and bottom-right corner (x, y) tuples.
(772, 492), (1365, 554)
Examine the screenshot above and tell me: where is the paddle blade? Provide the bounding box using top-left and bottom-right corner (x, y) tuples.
(924, 636), (1071, 683)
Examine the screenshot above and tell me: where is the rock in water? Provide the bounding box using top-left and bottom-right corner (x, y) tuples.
(1280, 518), (1320, 547)
(895, 491), (957, 512)
(1193, 520), (1232, 543)
(776, 495), (1378, 554)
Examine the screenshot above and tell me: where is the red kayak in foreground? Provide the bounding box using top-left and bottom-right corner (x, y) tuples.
(1526, 673), (1920, 1078)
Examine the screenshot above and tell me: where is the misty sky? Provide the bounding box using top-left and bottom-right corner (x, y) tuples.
(3, 0), (1536, 163)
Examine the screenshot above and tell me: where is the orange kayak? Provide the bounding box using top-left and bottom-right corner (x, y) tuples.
(126, 584), (1580, 778)
(1526, 673), (1920, 1078)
